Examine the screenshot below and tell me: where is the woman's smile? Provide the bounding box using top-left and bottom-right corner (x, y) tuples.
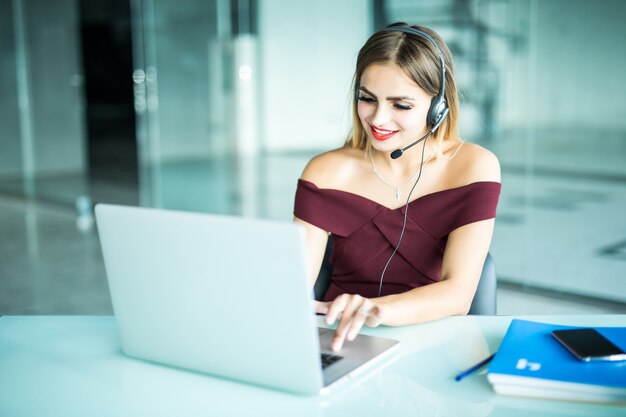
(370, 124), (399, 141)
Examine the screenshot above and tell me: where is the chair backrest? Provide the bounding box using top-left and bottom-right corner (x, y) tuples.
(468, 252), (497, 315)
(313, 236), (335, 301)
(313, 237), (497, 315)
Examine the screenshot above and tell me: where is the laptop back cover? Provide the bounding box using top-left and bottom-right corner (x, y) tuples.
(95, 204), (324, 394)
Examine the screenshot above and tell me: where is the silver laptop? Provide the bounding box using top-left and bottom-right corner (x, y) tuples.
(95, 204), (398, 395)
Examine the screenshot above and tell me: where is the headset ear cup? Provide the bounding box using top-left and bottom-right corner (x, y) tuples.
(427, 95), (447, 127)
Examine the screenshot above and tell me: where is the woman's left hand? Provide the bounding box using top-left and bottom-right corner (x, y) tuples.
(321, 294), (384, 352)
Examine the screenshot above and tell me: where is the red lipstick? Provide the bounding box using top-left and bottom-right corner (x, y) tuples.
(370, 125), (398, 141)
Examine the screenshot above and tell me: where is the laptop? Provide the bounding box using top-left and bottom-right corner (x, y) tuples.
(95, 204), (399, 395)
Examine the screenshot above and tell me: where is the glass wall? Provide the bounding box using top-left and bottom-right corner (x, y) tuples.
(1, 0), (625, 313)
(131, 0), (237, 213)
(130, 0), (370, 218)
(0, 0), (87, 204)
(0, 0), (22, 182)
(384, 0), (626, 302)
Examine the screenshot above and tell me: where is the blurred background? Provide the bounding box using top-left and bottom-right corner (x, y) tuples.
(1, 0), (625, 315)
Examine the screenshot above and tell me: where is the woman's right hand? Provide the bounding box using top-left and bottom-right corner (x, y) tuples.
(319, 294), (385, 352)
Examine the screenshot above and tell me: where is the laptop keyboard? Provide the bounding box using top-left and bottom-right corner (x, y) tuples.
(321, 352), (343, 369)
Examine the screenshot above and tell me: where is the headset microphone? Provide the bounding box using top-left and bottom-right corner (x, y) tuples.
(390, 108), (449, 160)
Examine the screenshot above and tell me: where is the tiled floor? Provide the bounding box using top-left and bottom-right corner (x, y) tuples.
(1, 152), (625, 316)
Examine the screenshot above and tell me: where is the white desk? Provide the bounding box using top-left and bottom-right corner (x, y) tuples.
(1, 315), (624, 417)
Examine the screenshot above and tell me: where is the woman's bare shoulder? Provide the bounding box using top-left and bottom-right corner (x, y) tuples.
(446, 141), (501, 184)
(300, 147), (366, 189)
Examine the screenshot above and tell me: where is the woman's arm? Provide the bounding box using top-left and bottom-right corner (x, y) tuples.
(378, 217), (496, 323)
(322, 218), (495, 351)
(294, 148), (357, 288)
(294, 216), (328, 289)
(324, 144), (501, 351)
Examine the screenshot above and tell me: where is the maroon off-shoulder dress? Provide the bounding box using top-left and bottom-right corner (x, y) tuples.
(293, 179), (501, 301)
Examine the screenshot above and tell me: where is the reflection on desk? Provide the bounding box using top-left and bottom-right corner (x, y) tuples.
(1, 315), (624, 417)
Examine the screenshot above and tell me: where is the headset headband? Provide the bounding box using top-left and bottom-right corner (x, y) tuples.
(381, 26), (446, 105)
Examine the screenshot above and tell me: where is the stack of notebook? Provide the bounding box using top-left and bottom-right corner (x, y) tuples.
(487, 319), (626, 404)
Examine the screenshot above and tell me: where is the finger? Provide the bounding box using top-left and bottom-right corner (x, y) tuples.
(334, 295), (363, 338)
(336, 303), (384, 351)
(331, 296), (364, 351)
(331, 321), (349, 352)
(346, 304), (369, 342)
(325, 295), (350, 325)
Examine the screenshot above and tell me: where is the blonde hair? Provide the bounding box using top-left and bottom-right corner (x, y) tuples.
(345, 23), (461, 158)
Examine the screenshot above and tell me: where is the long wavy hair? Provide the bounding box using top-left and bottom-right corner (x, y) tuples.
(345, 22), (461, 157)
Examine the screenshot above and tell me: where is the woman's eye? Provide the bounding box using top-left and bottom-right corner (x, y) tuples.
(358, 96), (375, 103)
(394, 103), (412, 110)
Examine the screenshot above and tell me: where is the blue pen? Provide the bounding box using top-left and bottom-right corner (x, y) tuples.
(454, 353), (495, 382)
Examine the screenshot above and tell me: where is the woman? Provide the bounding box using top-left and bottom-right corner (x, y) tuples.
(294, 23), (501, 352)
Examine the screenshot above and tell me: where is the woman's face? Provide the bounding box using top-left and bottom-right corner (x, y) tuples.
(357, 63), (432, 153)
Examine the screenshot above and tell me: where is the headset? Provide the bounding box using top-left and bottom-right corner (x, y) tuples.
(355, 25), (449, 159)
(355, 25), (451, 296)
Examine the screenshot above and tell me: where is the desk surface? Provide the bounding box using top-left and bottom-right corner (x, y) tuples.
(1, 315), (625, 417)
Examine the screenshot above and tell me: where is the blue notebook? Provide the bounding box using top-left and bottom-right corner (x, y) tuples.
(487, 319), (626, 404)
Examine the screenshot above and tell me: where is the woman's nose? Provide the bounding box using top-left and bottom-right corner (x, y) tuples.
(369, 103), (391, 126)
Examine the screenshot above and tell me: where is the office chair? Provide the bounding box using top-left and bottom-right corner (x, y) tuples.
(313, 237), (497, 315)
(468, 252), (497, 315)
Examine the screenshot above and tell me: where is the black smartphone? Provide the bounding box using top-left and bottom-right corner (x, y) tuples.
(552, 328), (626, 362)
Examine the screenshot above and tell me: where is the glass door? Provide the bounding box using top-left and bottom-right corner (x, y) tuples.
(0, 0), (87, 204)
(131, 0), (261, 215)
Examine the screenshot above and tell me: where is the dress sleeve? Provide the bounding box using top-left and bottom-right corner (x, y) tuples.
(444, 181), (501, 233)
(293, 179), (382, 236)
